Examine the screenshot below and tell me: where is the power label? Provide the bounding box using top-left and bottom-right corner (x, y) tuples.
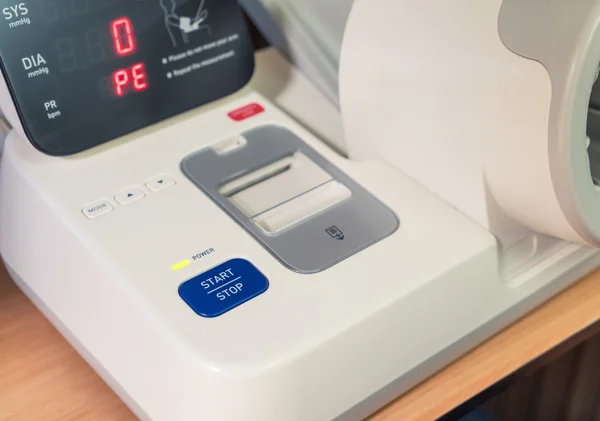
(178, 259), (269, 318)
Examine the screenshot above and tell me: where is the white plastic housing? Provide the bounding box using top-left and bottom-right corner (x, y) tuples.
(340, 0), (600, 248)
(1, 50), (599, 421)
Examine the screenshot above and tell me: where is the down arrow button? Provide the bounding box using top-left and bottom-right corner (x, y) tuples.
(146, 174), (176, 192)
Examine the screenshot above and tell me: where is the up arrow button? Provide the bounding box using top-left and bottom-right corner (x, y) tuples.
(115, 187), (146, 205)
(146, 174), (176, 192)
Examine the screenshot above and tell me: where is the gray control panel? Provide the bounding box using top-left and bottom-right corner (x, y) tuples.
(181, 125), (399, 273)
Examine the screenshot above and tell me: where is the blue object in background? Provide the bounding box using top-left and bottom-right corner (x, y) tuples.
(458, 409), (497, 421)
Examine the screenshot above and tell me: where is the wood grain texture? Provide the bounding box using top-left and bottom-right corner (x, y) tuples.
(2, 261), (600, 421)
(367, 269), (600, 421)
(0, 263), (135, 421)
(484, 332), (600, 421)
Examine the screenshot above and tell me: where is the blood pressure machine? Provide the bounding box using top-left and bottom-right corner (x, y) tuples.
(2, 0), (600, 420)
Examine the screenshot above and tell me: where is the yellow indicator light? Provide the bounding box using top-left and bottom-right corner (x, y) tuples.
(171, 260), (191, 271)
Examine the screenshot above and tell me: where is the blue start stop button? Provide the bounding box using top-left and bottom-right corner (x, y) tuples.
(178, 259), (269, 318)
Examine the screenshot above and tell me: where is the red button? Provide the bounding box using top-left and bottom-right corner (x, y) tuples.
(227, 103), (265, 122)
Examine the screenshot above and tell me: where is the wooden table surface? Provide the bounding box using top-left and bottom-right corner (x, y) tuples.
(2, 262), (600, 421)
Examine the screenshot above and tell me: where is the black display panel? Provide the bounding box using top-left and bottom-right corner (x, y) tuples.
(0, 0), (255, 155)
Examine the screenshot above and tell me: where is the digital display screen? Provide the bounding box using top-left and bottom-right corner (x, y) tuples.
(0, 0), (255, 155)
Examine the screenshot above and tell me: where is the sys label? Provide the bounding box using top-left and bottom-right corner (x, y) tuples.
(178, 259), (269, 318)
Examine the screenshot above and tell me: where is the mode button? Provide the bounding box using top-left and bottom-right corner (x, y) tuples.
(82, 200), (114, 219)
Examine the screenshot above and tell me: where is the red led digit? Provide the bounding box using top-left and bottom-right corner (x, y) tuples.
(113, 69), (129, 96)
(108, 17), (147, 97)
(132, 63), (148, 91)
(111, 17), (135, 56)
